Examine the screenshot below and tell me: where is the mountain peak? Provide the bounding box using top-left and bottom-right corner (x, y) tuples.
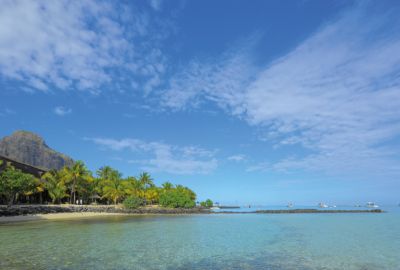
(12, 130), (45, 143)
(0, 130), (73, 170)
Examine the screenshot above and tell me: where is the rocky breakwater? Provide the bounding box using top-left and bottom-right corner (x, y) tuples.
(255, 209), (384, 213)
(0, 205), (210, 216)
(217, 209), (384, 214)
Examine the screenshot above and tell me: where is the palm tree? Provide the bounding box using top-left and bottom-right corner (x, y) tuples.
(89, 176), (103, 203)
(176, 185), (196, 201)
(96, 166), (121, 202)
(76, 173), (95, 204)
(162, 182), (173, 191)
(102, 171), (125, 205)
(124, 176), (145, 198)
(138, 172), (154, 189)
(42, 170), (68, 204)
(97, 166), (115, 181)
(62, 161), (89, 204)
(144, 187), (160, 205)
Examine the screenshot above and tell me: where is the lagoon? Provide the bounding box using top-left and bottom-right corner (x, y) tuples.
(1, 208), (400, 270)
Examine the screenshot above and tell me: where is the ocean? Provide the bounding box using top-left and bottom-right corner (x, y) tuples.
(1, 206), (399, 269)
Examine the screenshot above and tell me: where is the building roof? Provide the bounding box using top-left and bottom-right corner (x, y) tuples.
(0, 154), (47, 178)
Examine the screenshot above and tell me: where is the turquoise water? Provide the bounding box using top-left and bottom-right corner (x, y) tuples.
(1, 208), (400, 269)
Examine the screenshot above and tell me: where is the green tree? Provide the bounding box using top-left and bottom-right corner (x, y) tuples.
(102, 169), (125, 205)
(62, 161), (89, 204)
(96, 166), (122, 200)
(161, 182), (173, 191)
(138, 172), (154, 189)
(97, 166), (115, 181)
(0, 164), (38, 206)
(42, 170), (68, 204)
(88, 176), (103, 203)
(176, 185), (196, 201)
(124, 176), (145, 198)
(144, 187), (160, 205)
(200, 199), (213, 208)
(159, 188), (196, 208)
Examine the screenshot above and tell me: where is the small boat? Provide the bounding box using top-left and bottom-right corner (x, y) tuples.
(366, 202), (379, 208)
(287, 202), (293, 208)
(318, 202), (328, 208)
(210, 206), (220, 210)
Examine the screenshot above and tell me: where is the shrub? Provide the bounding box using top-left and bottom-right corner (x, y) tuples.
(123, 195), (144, 209)
(200, 199), (213, 208)
(159, 189), (196, 208)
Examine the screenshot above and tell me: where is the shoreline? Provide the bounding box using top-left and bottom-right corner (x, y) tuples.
(0, 205), (384, 224)
(0, 212), (132, 223)
(0, 204), (210, 219)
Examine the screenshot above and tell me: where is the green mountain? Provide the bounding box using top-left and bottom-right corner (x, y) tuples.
(0, 131), (73, 170)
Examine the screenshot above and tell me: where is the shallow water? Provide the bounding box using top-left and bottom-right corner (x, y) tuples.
(1, 207), (399, 270)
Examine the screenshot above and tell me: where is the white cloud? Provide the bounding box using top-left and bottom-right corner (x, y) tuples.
(162, 44), (257, 114)
(228, 154), (246, 162)
(0, 0), (165, 93)
(149, 0), (162, 11)
(54, 106), (72, 116)
(162, 4), (400, 177)
(88, 137), (218, 175)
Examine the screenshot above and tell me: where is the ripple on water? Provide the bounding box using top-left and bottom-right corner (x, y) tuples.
(0, 213), (399, 270)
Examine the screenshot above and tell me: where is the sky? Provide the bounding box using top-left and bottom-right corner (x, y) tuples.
(1, 0), (400, 205)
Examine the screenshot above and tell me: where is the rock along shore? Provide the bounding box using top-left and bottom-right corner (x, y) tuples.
(218, 209), (384, 214)
(0, 205), (384, 217)
(0, 205), (210, 217)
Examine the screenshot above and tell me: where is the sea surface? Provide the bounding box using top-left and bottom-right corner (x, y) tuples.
(1, 206), (399, 270)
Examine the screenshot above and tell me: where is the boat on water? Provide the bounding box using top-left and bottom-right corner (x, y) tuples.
(366, 202), (379, 208)
(210, 206), (220, 210)
(318, 202), (328, 208)
(287, 202), (293, 208)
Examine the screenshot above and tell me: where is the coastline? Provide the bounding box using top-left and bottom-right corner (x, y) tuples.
(0, 212), (131, 223)
(0, 205), (384, 224)
(0, 204), (210, 221)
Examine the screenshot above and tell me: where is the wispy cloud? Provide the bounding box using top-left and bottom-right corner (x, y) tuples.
(163, 3), (400, 177)
(54, 106), (72, 116)
(0, 0), (166, 93)
(88, 137), (218, 175)
(0, 108), (16, 117)
(228, 154), (246, 162)
(161, 40), (258, 114)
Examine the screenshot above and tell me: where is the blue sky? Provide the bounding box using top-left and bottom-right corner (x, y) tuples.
(1, 0), (400, 205)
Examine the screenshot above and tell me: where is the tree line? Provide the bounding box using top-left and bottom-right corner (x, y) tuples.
(0, 160), (213, 208)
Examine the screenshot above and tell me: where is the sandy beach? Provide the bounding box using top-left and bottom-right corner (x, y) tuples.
(0, 212), (129, 224)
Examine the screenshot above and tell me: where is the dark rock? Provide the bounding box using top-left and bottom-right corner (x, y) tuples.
(0, 130), (74, 170)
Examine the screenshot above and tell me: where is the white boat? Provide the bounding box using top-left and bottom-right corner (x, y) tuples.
(287, 202), (293, 208)
(318, 202), (328, 208)
(366, 202), (379, 208)
(210, 206), (220, 210)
